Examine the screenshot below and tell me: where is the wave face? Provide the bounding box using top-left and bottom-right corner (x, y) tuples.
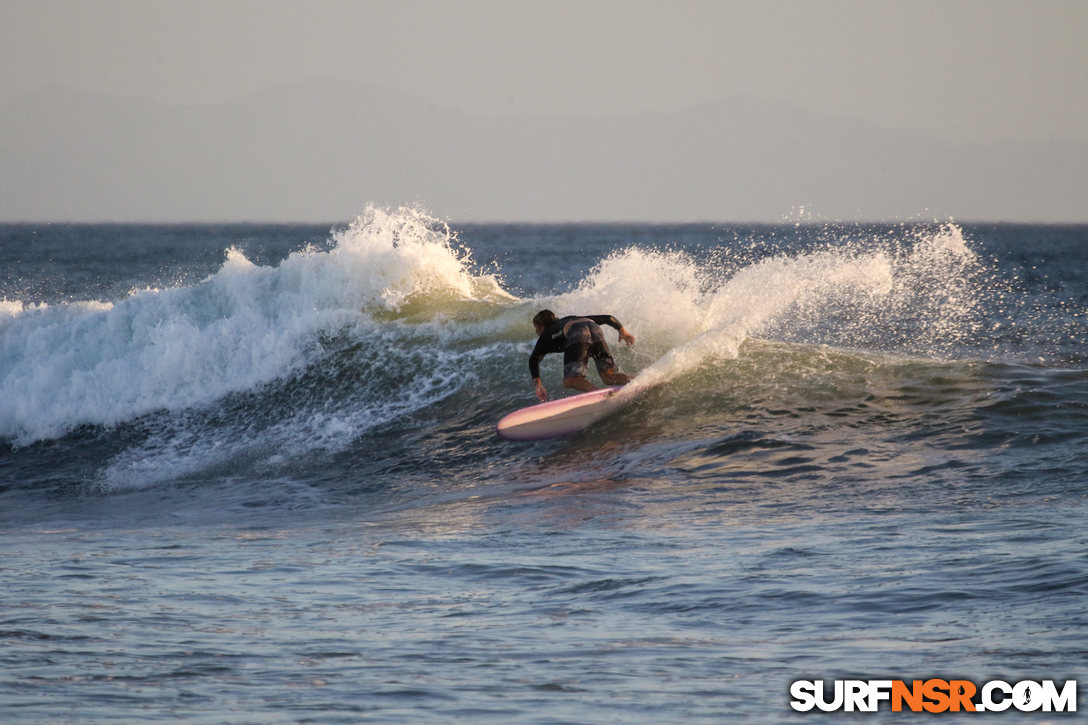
(3, 211), (1087, 725)
(0, 208), (505, 444)
(0, 211), (1085, 507)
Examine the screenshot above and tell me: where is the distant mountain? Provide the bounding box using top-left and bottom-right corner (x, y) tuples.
(1, 82), (1085, 222)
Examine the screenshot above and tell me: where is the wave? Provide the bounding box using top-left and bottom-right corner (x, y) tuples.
(553, 222), (984, 388)
(0, 206), (511, 447)
(0, 208), (1060, 494)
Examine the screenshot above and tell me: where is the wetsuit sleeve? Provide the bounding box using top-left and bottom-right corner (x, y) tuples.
(588, 315), (624, 331)
(528, 337), (548, 380)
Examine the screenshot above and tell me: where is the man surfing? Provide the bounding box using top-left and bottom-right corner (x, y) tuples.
(529, 310), (635, 401)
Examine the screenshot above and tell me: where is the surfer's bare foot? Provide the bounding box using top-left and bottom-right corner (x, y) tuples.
(601, 370), (631, 386)
(562, 375), (599, 393)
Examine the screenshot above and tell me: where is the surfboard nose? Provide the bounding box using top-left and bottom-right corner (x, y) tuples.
(497, 386), (624, 441)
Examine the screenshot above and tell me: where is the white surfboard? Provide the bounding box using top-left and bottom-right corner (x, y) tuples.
(497, 386), (629, 441)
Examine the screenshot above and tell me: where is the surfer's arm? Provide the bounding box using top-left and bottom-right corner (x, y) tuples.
(529, 337), (551, 400)
(588, 314), (623, 331)
(589, 315), (635, 346)
(528, 337), (548, 380)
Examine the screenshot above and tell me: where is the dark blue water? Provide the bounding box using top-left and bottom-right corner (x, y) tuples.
(1, 209), (1086, 721)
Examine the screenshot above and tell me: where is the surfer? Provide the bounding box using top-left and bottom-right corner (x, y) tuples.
(529, 310), (635, 401)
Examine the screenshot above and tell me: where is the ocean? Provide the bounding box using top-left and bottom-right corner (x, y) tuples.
(1, 208), (1086, 722)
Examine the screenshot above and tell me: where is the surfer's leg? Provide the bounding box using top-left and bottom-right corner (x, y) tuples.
(562, 337), (597, 392)
(590, 327), (630, 385)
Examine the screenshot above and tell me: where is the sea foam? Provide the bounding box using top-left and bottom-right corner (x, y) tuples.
(549, 223), (981, 388)
(0, 206), (504, 446)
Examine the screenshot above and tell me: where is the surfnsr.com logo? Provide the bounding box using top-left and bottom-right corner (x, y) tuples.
(790, 679), (1077, 713)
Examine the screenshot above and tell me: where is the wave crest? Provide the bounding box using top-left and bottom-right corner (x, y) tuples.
(0, 206), (513, 445)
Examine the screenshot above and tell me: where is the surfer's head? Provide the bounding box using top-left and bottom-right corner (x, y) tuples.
(533, 309), (558, 335)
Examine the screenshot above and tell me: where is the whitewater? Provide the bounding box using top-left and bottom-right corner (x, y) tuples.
(0, 209), (983, 449)
(2, 209), (1086, 722)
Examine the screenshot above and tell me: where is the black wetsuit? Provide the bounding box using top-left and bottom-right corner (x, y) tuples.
(528, 315), (624, 381)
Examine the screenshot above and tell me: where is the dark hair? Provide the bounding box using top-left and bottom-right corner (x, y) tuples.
(533, 309), (558, 328)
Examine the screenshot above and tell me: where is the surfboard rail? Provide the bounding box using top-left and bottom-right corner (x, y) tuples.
(497, 386), (625, 441)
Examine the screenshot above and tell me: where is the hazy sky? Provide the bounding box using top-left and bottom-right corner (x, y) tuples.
(1, 0), (1086, 222)
(3, 0), (1086, 144)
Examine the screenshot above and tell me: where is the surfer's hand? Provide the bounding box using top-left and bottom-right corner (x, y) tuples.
(619, 327), (635, 346)
(535, 380), (548, 402)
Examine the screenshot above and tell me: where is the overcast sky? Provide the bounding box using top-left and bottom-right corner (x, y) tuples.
(4, 0), (1085, 143)
(1, 0), (1086, 222)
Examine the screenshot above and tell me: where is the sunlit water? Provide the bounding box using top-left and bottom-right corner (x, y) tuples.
(2, 212), (1086, 721)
